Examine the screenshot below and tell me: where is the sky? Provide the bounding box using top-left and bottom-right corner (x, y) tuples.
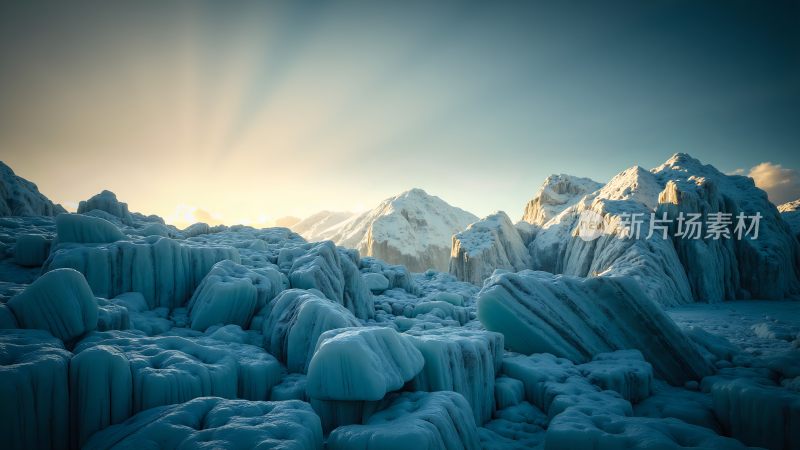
(1, 0), (799, 227)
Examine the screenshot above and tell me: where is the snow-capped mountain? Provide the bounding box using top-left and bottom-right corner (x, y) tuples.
(778, 199), (800, 240)
(301, 189), (477, 272)
(521, 174), (602, 226)
(0, 161), (65, 216)
(529, 153), (800, 305)
(292, 211), (355, 242)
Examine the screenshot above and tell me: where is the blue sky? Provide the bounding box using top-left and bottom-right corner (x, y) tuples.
(1, 1), (798, 225)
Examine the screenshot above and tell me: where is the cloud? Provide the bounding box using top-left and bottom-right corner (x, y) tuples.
(748, 162), (800, 205)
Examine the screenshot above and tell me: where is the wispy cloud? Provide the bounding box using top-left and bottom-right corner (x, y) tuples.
(748, 162), (800, 205)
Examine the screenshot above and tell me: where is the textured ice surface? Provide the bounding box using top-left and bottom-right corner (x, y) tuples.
(0, 161), (65, 216)
(44, 236), (239, 308)
(307, 326), (423, 401)
(450, 211), (531, 284)
(521, 174), (603, 227)
(8, 268), (97, 342)
(327, 391), (480, 450)
(186, 260), (281, 331)
(12, 233), (50, 266)
(577, 350), (653, 403)
(78, 190), (135, 225)
(0, 329), (71, 450)
(281, 241), (375, 319)
(83, 397), (323, 450)
(478, 270), (713, 384)
(779, 199), (800, 240)
(256, 288), (359, 373)
(70, 330), (283, 445)
(407, 327), (503, 423)
(56, 213), (127, 244)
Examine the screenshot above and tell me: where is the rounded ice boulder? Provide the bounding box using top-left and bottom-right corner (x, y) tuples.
(13, 234), (50, 267)
(8, 268), (98, 342)
(55, 213), (126, 244)
(306, 326), (424, 401)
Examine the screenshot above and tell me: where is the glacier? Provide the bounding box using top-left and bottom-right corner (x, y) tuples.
(0, 156), (798, 449)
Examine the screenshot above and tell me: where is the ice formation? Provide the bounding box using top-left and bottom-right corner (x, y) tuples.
(450, 211), (531, 284)
(327, 391), (481, 450)
(779, 198), (800, 240)
(477, 270), (713, 384)
(299, 189), (477, 272)
(8, 268), (98, 342)
(0, 330), (71, 450)
(0, 157), (798, 449)
(307, 326), (424, 401)
(83, 397), (323, 450)
(0, 161), (66, 216)
(521, 174), (603, 227)
(186, 259), (281, 331)
(77, 190), (135, 225)
(255, 288), (359, 373)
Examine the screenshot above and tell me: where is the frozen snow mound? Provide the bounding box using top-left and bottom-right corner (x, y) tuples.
(477, 270), (714, 385)
(529, 165), (694, 307)
(186, 260), (282, 331)
(71, 330), (283, 446)
(327, 391), (480, 450)
(12, 233), (50, 267)
(320, 188), (478, 272)
(281, 241), (375, 319)
(407, 328), (504, 424)
(255, 289), (360, 373)
(44, 236), (239, 309)
(0, 329), (71, 450)
(306, 326), (424, 401)
(521, 174), (602, 227)
(450, 211), (531, 284)
(55, 213), (126, 244)
(83, 397), (323, 450)
(779, 199), (800, 241)
(0, 161), (66, 216)
(8, 268), (98, 342)
(654, 153), (800, 301)
(78, 190), (134, 225)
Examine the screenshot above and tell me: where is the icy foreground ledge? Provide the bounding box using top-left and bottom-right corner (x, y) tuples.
(0, 330), (71, 450)
(83, 397), (323, 450)
(327, 391), (480, 450)
(477, 270), (714, 385)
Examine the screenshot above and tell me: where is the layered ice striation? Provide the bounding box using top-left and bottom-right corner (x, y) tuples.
(477, 270), (713, 385)
(70, 330), (283, 445)
(255, 288), (359, 373)
(83, 397), (323, 450)
(306, 326), (424, 401)
(186, 259), (283, 331)
(0, 330), (71, 450)
(44, 236), (238, 309)
(280, 241), (374, 319)
(407, 328), (504, 424)
(8, 268), (98, 342)
(327, 391), (480, 450)
(449, 211), (531, 284)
